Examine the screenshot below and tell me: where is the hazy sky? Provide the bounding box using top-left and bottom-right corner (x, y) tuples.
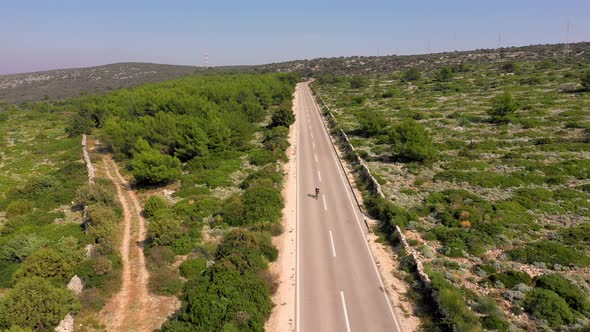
(1, 0), (589, 74)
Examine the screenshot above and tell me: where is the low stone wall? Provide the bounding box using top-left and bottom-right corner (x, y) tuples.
(82, 134), (95, 184)
(310, 84), (455, 330)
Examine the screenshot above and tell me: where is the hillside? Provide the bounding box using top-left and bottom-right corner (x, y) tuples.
(257, 42), (590, 76)
(0, 62), (201, 103)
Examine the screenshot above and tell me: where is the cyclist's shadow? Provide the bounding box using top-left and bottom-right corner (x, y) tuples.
(307, 193), (319, 200)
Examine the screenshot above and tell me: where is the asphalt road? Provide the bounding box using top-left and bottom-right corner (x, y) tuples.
(296, 82), (403, 332)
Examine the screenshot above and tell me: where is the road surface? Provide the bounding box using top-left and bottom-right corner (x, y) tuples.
(296, 82), (403, 332)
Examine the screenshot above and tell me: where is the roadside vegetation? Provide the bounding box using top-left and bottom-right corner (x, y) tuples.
(313, 49), (590, 330)
(67, 72), (297, 331)
(0, 105), (122, 331)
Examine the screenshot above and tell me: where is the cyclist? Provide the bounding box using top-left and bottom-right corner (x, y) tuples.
(315, 187), (320, 198)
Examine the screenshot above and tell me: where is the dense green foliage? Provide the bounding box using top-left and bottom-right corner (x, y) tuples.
(508, 241), (590, 267)
(389, 119), (435, 162)
(0, 277), (80, 331)
(582, 71), (590, 91)
(488, 92), (518, 123)
(487, 270), (531, 288)
(524, 288), (575, 327)
(534, 274), (590, 315)
(402, 67), (422, 82)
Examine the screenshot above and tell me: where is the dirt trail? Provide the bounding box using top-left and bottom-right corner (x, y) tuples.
(98, 155), (179, 331)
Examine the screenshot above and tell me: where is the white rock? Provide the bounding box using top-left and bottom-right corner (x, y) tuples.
(67, 275), (83, 295)
(55, 314), (74, 332)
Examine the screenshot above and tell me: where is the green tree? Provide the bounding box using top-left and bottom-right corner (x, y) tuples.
(488, 92), (518, 123)
(269, 108), (294, 128)
(174, 122), (209, 161)
(389, 119), (435, 163)
(581, 71), (590, 92)
(524, 288), (575, 327)
(0, 277), (80, 331)
(131, 148), (182, 185)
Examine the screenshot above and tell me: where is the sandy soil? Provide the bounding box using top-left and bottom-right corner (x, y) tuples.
(90, 143), (179, 331)
(265, 89), (298, 332)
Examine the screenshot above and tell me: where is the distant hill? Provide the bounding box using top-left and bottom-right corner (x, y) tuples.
(3, 42), (588, 104)
(255, 42), (590, 77)
(0, 62), (202, 103)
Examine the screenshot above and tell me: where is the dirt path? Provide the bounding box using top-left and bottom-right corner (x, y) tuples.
(98, 155), (179, 331)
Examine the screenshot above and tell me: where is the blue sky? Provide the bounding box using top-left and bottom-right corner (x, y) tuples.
(1, 0), (589, 74)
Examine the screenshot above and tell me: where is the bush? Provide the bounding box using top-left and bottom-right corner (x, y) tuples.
(434, 67), (453, 82)
(269, 108), (294, 128)
(481, 315), (509, 331)
(508, 241), (590, 268)
(147, 217), (183, 247)
(180, 258), (207, 279)
(216, 229), (278, 273)
(581, 71), (590, 92)
(143, 195), (168, 218)
(0, 277), (80, 331)
(389, 119), (436, 163)
(220, 195), (245, 226)
(14, 248), (75, 282)
(488, 92), (518, 123)
(75, 183), (115, 207)
(534, 274), (590, 314)
(488, 270), (532, 288)
(0, 234), (47, 263)
(131, 146), (181, 185)
(524, 288), (575, 327)
(149, 266), (183, 295)
(402, 67), (421, 82)
(357, 110), (389, 137)
(243, 185), (283, 224)
(170, 266), (272, 332)
(5, 200), (33, 218)
(349, 76), (366, 89)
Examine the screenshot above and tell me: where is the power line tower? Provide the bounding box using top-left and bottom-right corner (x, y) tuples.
(203, 50), (209, 69)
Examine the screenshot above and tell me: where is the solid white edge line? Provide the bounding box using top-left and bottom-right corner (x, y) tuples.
(306, 83), (403, 332)
(322, 194), (327, 211)
(295, 87), (301, 332)
(340, 291), (352, 332)
(329, 230), (336, 257)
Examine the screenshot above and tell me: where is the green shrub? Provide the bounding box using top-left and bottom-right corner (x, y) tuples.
(216, 229), (278, 273)
(365, 196), (416, 234)
(131, 141), (182, 185)
(5, 200), (33, 219)
(220, 195), (245, 226)
(534, 274), (590, 314)
(481, 315), (509, 331)
(143, 195), (168, 218)
(243, 185), (283, 224)
(147, 217), (183, 247)
(356, 110), (389, 137)
(488, 270), (532, 288)
(560, 223), (590, 245)
(389, 119), (436, 163)
(0, 234), (47, 263)
(14, 248), (75, 282)
(524, 288), (575, 327)
(248, 149), (276, 166)
(180, 258), (207, 279)
(349, 76), (366, 89)
(488, 93), (518, 123)
(508, 241), (590, 267)
(270, 108), (294, 128)
(581, 71), (590, 92)
(149, 266), (183, 295)
(402, 67), (422, 82)
(434, 67), (453, 82)
(75, 183), (115, 207)
(0, 277), (80, 331)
